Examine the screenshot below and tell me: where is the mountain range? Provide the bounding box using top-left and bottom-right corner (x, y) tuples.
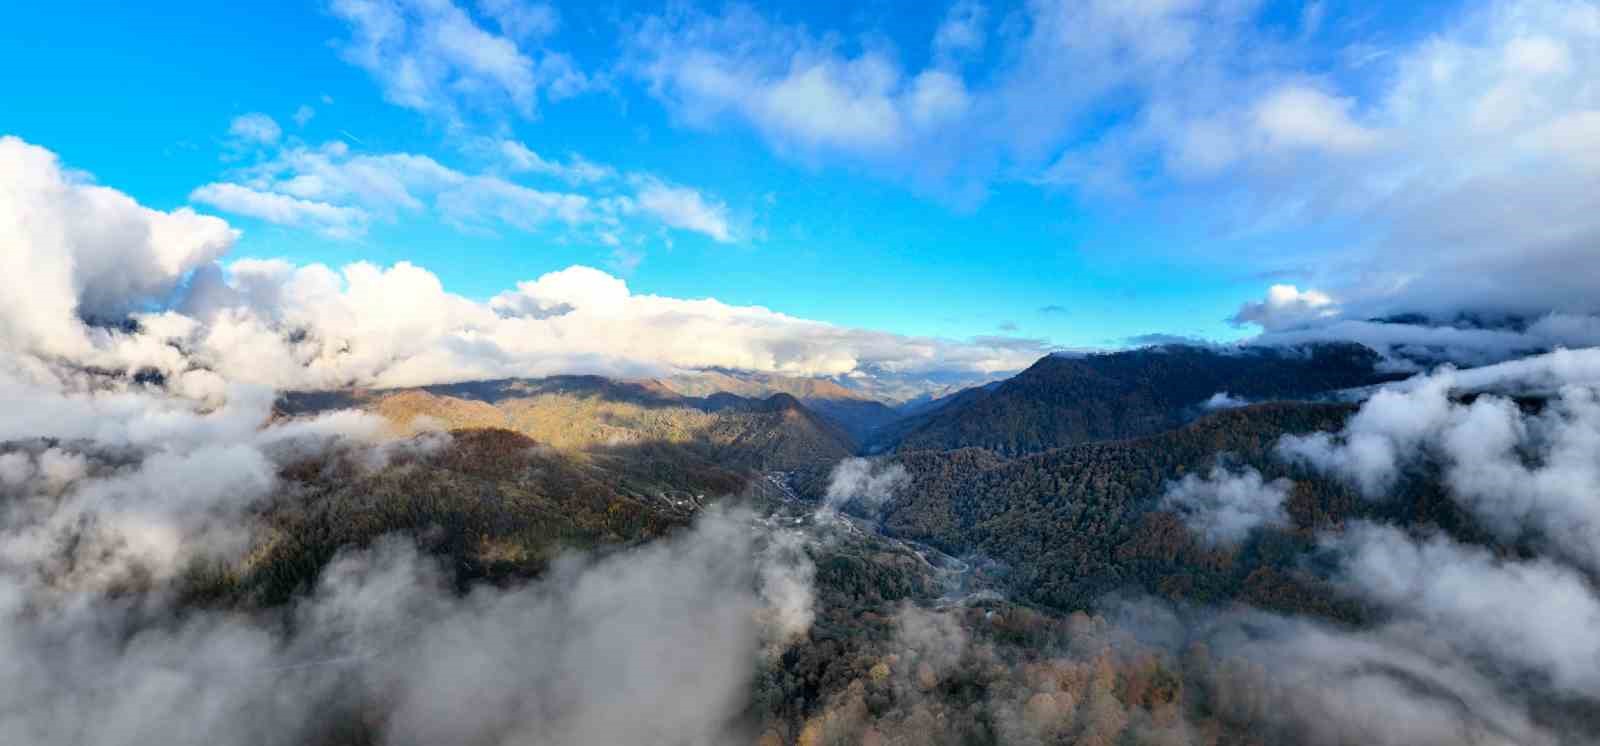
(222, 340), (1600, 744)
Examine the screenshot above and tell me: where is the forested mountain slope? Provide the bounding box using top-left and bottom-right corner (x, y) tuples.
(879, 343), (1391, 456)
(881, 401), (1490, 616)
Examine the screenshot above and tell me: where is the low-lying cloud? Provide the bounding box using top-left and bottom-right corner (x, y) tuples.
(1152, 353), (1600, 742)
(823, 456), (909, 513)
(0, 359), (816, 745)
(1160, 465), (1292, 546)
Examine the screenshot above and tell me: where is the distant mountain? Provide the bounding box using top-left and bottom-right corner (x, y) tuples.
(652, 368), (902, 443)
(824, 363), (1005, 406)
(878, 343), (1392, 456)
(277, 374), (855, 473)
(653, 368), (860, 400)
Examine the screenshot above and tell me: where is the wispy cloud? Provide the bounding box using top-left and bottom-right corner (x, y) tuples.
(191, 130), (736, 246)
(327, 0), (594, 125)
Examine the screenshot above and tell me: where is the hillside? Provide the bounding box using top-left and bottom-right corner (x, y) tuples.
(654, 368), (903, 442)
(277, 375), (856, 473)
(878, 400), (1497, 616)
(879, 343), (1391, 456)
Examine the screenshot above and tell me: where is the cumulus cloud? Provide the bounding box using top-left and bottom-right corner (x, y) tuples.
(1114, 347), (1600, 744)
(125, 251), (1049, 391)
(1279, 371), (1465, 497)
(0, 136), (237, 362)
(1160, 465), (1292, 545)
(5, 137), (1041, 398)
(1230, 284), (1339, 332)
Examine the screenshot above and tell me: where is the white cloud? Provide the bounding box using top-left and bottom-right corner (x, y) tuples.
(328, 0), (590, 123)
(759, 55), (906, 150)
(1231, 284), (1339, 331)
(494, 139), (614, 183)
(621, 0), (1600, 331)
(1244, 316), (1596, 371)
(1526, 109), (1600, 170)
(626, 6), (973, 162)
(1226, 0), (1600, 324)
(4, 137), (1043, 395)
(244, 141), (464, 213)
(1333, 523), (1600, 696)
(1504, 34), (1572, 75)
(190, 182), (368, 238)
(0, 136), (236, 361)
(823, 457), (909, 512)
(907, 70), (971, 129)
(475, 0), (558, 42)
(0, 406), (812, 746)
(198, 136), (732, 245)
(1161, 465), (1292, 545)
(167, 256), (1044, 390)
(631, 177), (733, 242)
(1202, 391), (1247, 409)
(1164, 348), (1600, 743)
(434, 175), (592, 231)
(932, 0), (987, 62)
(227, 113), (282, 145)
(1253, 85), (1381, 153)
(292, 104), (316, 126)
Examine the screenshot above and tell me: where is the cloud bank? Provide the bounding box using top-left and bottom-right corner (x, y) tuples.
(0, 312), (817, 745)
(1, 135), (1046, 401)
(1155, 353), (1600, 742)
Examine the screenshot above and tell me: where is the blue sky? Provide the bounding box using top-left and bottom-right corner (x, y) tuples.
(11, 0), (1592, 360)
